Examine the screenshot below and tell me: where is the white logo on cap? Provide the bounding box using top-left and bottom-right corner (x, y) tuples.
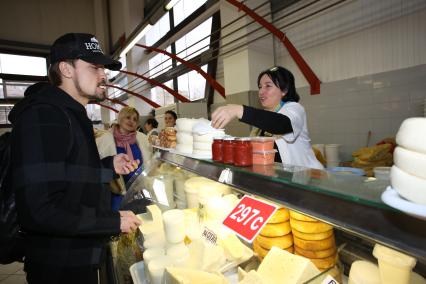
(84, 37), (103, 53)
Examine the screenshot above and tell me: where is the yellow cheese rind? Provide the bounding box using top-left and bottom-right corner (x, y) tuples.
(293, 235), (335, 251)
(260, 221), (291, 237)
(289, 219), (333, 233)
(289, 210), (317, 222)
(292, 228), (333, 241)
(294, 245), (336, 259)
(268, 208), (290, 223)
(256, 234), (293, 250)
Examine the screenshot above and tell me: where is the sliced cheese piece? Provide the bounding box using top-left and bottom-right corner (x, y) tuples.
(256, 233), (293, 250)
(239, 270), (266, 284)
(260, 221), (291, 237)
(187, 240), (226, 272)
(220, 234), (245, 261)
(238, 267), (248, 281)
(390, 165), (426, 205)
(289, 219), (333, 233)
(394, 146), (426, 179)
(348, 261), (381, 284)
(268, 208), (290, 223)
(257, 247), (320, 284)
(396, 118), (426, 154)
(164, 267), (227, 284)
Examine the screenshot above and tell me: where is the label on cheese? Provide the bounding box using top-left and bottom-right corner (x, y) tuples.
(201, 226), (218, 245)
(223, 195), (277, 242)
(321, 275), (339, 284)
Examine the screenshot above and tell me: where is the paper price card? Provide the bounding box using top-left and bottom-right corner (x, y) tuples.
(222, 195), (277, 242)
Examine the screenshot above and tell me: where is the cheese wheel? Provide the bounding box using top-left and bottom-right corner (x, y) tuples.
(256, 233), (293, 250)
(292, 228), (333, 241)
(253, 238), (293, 259)
(289, 211), (317, 222)
(268, 208), (290, 223)
(290, 219), (333, 233)
(293, 235), (335, 251)
(396, 118), (426, 154)
(294, 245), (336, 259)
(176, 132), (193, 144)
(176, 143), (193, 154)
(193, 141), (212, 151)
(260, 221), (291, 237)
(394, 146), (426, 179)
(390, 165), (426, 205)
(175, 118), (197, 133)
(308, 254), (337, 270)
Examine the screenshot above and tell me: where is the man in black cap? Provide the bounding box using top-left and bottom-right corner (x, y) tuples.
(8, 33), (141, 283)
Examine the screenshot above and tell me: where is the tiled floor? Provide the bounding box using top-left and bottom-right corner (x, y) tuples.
(0, 262), (26, 284)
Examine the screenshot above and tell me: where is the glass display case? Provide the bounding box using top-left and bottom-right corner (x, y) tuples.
(111, 150), (426, 283)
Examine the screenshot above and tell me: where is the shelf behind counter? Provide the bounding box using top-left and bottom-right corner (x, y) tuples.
(157, 150), (426, 263)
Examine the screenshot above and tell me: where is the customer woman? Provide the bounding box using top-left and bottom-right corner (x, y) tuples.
(212, 66), (323, 169)
(96, 106), (153, 210)
(164, 110), (177, 127)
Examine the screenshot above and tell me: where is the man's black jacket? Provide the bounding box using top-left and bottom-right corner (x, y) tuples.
(8, 83), (120, 267)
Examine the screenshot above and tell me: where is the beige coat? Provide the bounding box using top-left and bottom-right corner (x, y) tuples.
(96, 130), (153, 194)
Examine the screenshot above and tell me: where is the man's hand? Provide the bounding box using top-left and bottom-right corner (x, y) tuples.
(211, 104), (244, 129)
(113, 153), (140, 175)
(119, 210), (141, 233)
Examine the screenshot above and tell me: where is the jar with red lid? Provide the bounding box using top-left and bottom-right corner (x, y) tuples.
(222, 137), (235, 164)
(234, 138), (253, 166)
(212, 138), (224, 162)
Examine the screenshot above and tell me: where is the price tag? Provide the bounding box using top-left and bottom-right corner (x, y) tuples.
(222, 195), (277, 242)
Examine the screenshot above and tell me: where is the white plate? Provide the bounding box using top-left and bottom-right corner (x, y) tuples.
(129, 261), (148, 284)
(381, 186), (426, 220)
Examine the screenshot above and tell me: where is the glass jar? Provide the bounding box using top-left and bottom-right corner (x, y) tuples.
(212, 138), (224, 162)
(222, 137), (235, 164)
(234, 138), (253, 166)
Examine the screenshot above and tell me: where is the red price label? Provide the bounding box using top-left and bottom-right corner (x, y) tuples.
(223, 195), (277, 242)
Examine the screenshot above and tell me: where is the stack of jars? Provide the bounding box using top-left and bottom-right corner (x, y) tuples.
(212, 136), (276, 166)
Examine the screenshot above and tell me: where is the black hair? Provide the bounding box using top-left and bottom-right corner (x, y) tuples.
(257, 66), (300, 102)
(165, 110), (177, 120)
(145, 118), (158, 128)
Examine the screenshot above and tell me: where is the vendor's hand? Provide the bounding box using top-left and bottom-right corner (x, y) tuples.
(211, 104), (244, 129)
(119, 210), (141, 233)
(113, 153), (140, 175)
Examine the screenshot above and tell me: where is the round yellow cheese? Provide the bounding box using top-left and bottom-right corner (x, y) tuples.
(260, 221), (291, 237)
(292, 228), (333, 241)
(290, 218), (333, 233)
(294, 245), (336, 259)
(289, 210), (317, 222)
(256, 233), (293, 250)
(309, 253), (337, 270)
(293, 235), (335, 251)
(268, 208), (290, 223)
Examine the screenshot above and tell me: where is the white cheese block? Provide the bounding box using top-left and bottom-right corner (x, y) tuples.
(187, 240), (227, 272)
(164, 267), (228, 284)
(176, 143), (193, 154)
(390, 166), (426, 205)
(193, 141), (212, 151)
(193, 130), (225, 143)
(394, 146), (426, 179)
(348, 261), (381, 284)
(257, 247), (320, 284)
(396, 117), (426, 154)
(176, 118), (198, 133)
(176, 132), (193, 144)
(238, 267), (248, 281)
(192, 149), (212, 158)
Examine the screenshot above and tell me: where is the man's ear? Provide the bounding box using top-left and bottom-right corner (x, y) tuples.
(59, 61), (73, 78)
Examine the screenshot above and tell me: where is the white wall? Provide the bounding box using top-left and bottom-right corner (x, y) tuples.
(270, 0), (426, 161)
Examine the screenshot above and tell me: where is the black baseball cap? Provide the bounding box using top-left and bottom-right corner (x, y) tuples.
(50, 33), (122, 71)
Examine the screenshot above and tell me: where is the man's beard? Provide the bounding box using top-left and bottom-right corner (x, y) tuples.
(73, 77), (106, 102)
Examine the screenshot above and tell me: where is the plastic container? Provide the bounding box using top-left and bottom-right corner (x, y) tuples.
(162, 209), (186, 244)
(223, 137), (235, 164)
(251, 137), (275, 151)
(373, 244), (417, 284)
(348, 260), (381, 284)
(212, 138), (224, 162)
(325, 144), (341, 162)
(373, 166), (391, 180)
(234, 137), (253, 166)
(252, 150), (277, 165)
